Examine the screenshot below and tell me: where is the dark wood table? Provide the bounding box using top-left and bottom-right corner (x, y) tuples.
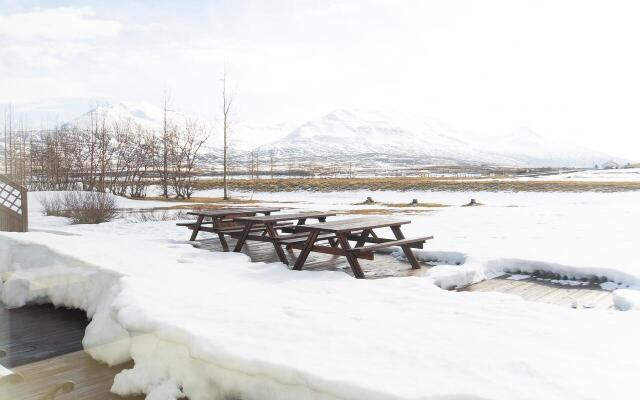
(233, 212), (337, 264)
(292, 217), (433, 278)
(183, 207), (281, 249)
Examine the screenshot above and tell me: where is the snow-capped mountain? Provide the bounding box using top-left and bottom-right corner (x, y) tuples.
(64, 104), (625, 168)
(258, 109), (501, 167)
(67, 102), (204, 131)
(68, 102), (285, 152)
(258, 110), (623, 168)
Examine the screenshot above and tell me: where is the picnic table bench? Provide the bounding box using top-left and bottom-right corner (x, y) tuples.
(293, 217), (433, 278)
(233, 212), (337, 264)
(181, 207), (281, 250)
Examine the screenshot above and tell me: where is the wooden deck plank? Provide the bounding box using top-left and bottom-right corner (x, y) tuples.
(0, 351), (143, 400)
(0, 304), (87, 368)
(196, 236), (429, 279)
(463, 275), (614, 309)
(1, 303), (139, 399)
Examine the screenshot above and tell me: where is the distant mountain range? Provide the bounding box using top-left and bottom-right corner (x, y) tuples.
(258, 109), (624, 168)
(66, 103), (625, 168)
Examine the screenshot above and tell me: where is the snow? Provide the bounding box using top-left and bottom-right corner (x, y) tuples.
(506, 274), (530, 281)
(613, 289), (640, 311)
(519, 168), (640, 182)
(2, 190), (640, 399)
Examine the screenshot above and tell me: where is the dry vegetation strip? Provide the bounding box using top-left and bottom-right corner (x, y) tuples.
(195, 178), (640, 193)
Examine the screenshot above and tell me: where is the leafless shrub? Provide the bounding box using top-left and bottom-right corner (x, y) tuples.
(39, 194), (65, 216)
(61, 191), (118, 224)
(40, 191), (117, 224)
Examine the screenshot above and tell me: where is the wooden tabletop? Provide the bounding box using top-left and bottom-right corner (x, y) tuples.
(187, 207), (281, 217)
(234, 211), (336, 223)
(296, 217), (411, 233)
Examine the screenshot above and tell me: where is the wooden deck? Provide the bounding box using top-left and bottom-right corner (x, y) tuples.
(0, 351), (142, 400)
(462, 275), (614, 310)
(195, 237), (614, 309)
(1, 304), (87, 368)
(0, 303), (142, 399)
(195, 236), (433, 279)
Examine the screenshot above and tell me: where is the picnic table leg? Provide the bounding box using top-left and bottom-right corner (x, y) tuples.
(218, 232), (230, 251)
(233, 221), (255, 252)
(336, 232), (366, 279)
(355, 229), (372, 247)
(391, 225), (421, 269)
(265, 222), (290, 265)
(317, 216), (338, 247)
(210, 217), (230, 251)
(293, 230), (319, 271)
(189, 216), (204, 241)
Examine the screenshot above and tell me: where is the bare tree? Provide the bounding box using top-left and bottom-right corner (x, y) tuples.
(254, 149), (260, 179)
(161, 91), (174, 199)
(169, 119), (208, 199)
(269, 149), (275, 179)
(221, 70), (233, 200)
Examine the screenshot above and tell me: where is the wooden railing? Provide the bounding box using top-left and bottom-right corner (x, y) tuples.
(0, 174), (28, 232)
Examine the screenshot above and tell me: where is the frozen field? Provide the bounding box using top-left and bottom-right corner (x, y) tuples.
(1, 189), (640, 399)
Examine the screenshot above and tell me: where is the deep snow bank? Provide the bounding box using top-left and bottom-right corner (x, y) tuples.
(2, 229), (640, 400)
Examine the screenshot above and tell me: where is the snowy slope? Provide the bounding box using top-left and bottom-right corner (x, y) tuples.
(517, 167), (640, 182)
(259, 110), (623, 168)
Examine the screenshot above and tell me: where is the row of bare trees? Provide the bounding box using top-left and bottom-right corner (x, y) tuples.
(3, 110), (208, 199)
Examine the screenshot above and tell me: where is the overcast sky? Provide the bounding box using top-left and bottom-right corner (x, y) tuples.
(1, 0), (639, 161)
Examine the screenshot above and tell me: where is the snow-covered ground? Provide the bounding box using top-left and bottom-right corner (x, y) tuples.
(518, 168), (640, 182)
(2, 190), (640, 399)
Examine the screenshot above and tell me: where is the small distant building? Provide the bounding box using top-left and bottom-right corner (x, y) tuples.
(601, 161), (620, 169)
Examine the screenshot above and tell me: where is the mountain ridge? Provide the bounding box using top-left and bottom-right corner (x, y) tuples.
(65, 103), (625, 168)
(259, 109), (624, 168)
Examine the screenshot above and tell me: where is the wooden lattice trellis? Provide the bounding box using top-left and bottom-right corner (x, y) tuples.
(0, 174), (28, 232)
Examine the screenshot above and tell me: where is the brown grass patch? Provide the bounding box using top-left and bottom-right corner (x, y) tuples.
(194, 178), (640, 193)
(340, 208), (436, 215)
(143, 196), (261, 204)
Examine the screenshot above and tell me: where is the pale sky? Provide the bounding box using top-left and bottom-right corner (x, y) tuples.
(1, 0), (640, 161)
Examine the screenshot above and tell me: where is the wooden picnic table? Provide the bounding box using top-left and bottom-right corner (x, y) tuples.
(183, 207), (281, 248)
(292, 217), (433, 279)
(233, 212), (337, 264)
